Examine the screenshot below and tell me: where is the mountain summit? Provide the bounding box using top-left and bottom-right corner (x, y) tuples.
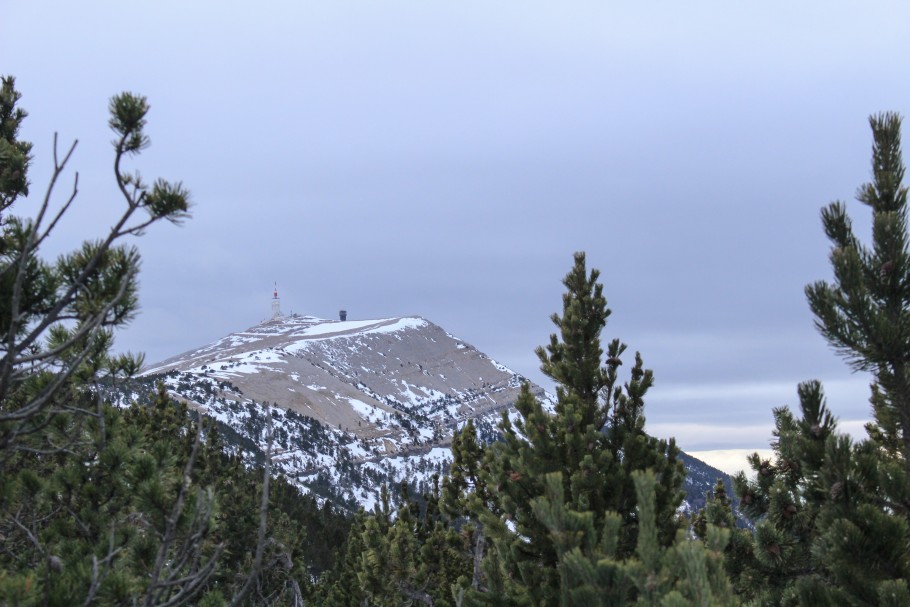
(144, 314), (540, 446)
(137, 314), (547, 507)
(136, 313), (729, 512)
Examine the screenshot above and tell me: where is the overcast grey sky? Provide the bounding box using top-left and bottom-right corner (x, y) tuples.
(4, 1), (910, 457)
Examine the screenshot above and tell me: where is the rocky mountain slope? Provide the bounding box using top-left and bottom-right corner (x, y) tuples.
(143, 314), (539, 442)
(127, 313), (732, 513)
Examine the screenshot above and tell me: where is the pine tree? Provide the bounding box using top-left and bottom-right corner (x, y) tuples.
(730, 382), (837, 604)
(451, 252), (687, 606)
(807, 112), (910, 474)
(0, 75), (32, 220)
(730, 113), (910, 605)
(799, 113), (910, 604)
(532, 470), (736, 607)
(693, 479), (755, 599)
(320, 511), (370, 607)
(0, 77), (207, 605)
(0, 77), (337, 606)
(0, 83), (190, 457)
(319, 478), (470, 607)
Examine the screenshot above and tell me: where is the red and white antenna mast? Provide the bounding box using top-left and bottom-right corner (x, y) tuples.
(271, 282), (282, 319)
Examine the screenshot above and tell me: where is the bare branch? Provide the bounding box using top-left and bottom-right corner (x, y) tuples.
(229, 408), (274, 607)
(472, 527), (485, 591)
(143, 415), (204, 607)
(81, 531), (122, 607)
(31, 170), (79, 252)
(34, 134), (79, 237)
(399, 584), (435, 606)
(139, 411), (226, 607)
(11, 509), (43, 554)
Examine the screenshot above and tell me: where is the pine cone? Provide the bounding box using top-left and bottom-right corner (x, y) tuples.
(830, 481), (844, 500)
(881, 260), (895, 278)
(48, 555), (63, 573)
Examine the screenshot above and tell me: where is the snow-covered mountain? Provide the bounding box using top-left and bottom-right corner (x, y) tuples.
(129, 313), (732, 514)
(136, 313), (547, 508)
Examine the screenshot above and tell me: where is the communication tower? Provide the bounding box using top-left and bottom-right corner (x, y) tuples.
(271, 283), (282, 319)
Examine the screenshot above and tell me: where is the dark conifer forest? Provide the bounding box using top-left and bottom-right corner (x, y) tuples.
(3, 77), (910, 605)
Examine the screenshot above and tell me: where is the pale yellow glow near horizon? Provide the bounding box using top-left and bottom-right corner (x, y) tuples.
(687, 419), (870, 477)
(687, 449), (775, 477)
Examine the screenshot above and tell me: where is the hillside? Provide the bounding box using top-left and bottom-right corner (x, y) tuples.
(128, 313), (732, 512)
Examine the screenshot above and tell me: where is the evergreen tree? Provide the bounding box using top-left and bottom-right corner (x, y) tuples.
(693, 479), (755, 599)
(800, 113), (910, 604)
(0, 76), (350, 606)
(0, 82), (190, 457)
(806, 112), (910, 474)
(730, 113), (910, 605)
(532, 470), (736, 606)
(319, 479), (470, 607)
(729, 382), (836, 604)
(0, 75), (32, 220)
(0, 76), (206, 604)
(451, 252), (687, 606)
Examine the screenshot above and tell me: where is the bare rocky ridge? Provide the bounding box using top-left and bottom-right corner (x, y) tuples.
(144, 314), (539, 445)
(133, 314), (548, 507)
